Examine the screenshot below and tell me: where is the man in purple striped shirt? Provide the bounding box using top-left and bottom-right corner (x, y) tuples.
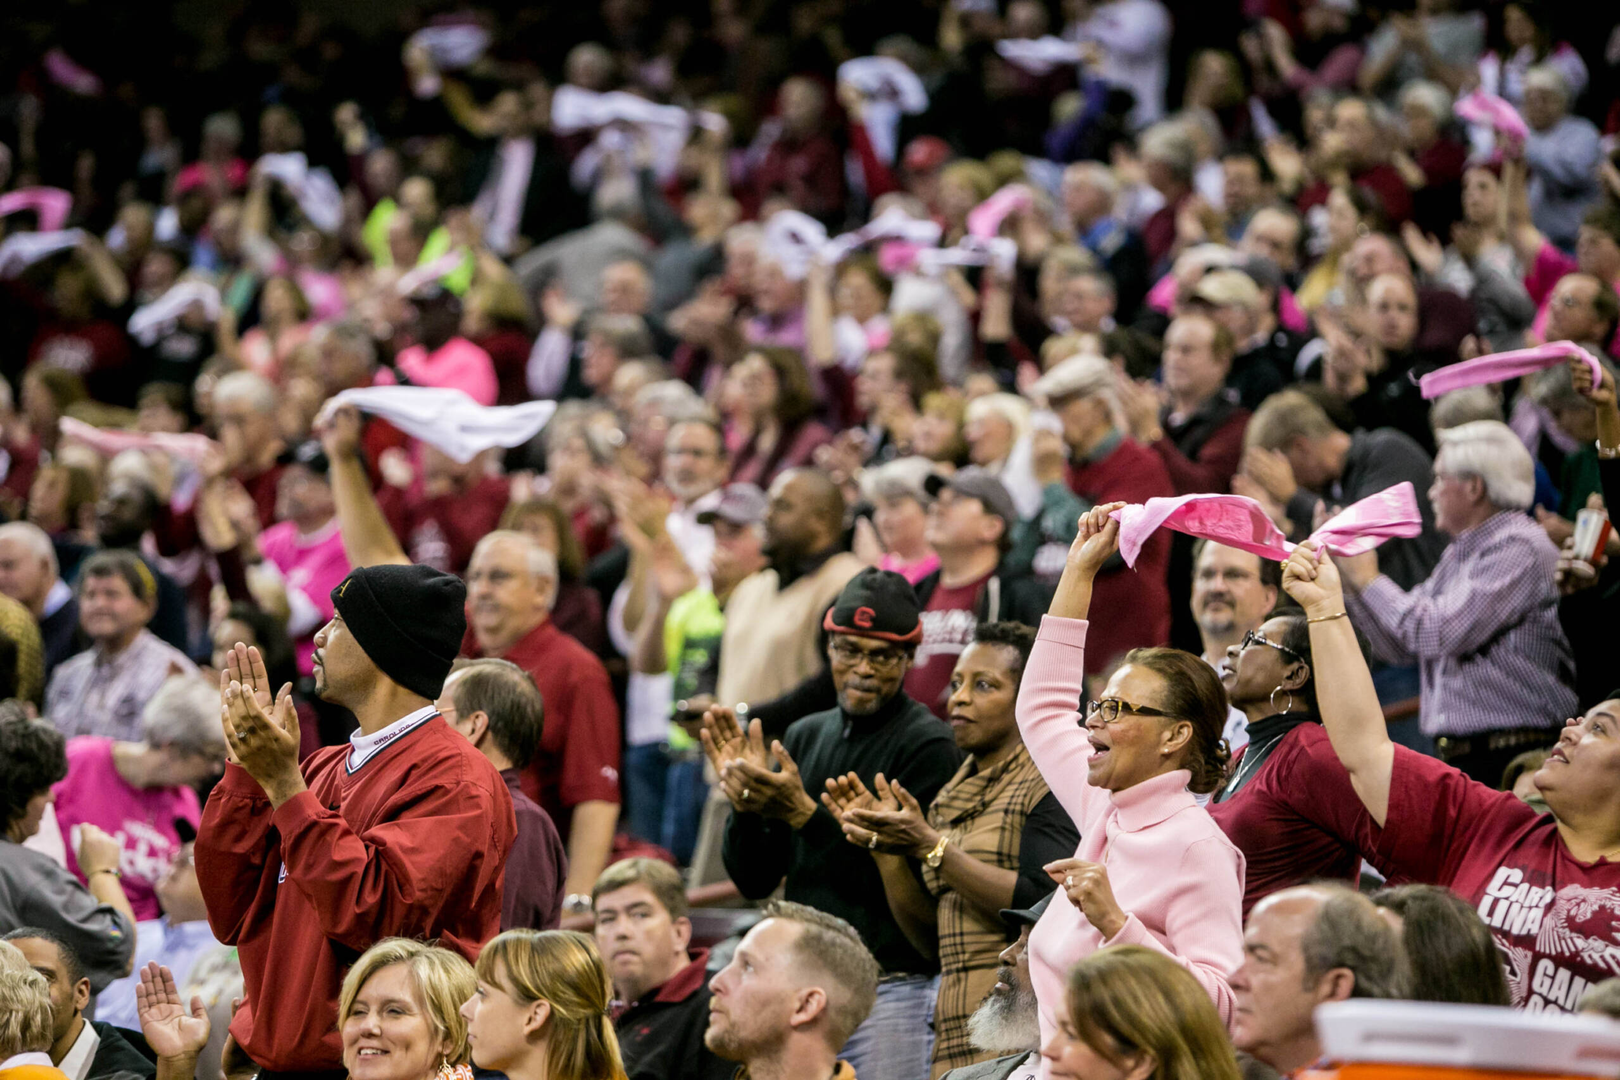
(1339, 420), (1577, 785)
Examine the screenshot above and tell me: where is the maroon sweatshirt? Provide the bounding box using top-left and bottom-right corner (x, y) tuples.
(197, 714), (516, 1071)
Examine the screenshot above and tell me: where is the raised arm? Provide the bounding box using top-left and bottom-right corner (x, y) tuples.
(315, 402), (409, 568)
(1281, 544), (1393, 824)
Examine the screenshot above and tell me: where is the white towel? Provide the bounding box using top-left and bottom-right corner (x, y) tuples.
(127, 281), (222, 346)
(407, 25), (490, 69)
(330, 387), (558, 464)
(913, 235), (1017, 277)
(838, 57), (929, 165)
(763, 207), (944, 281)
(0, 229), (85, 278)
(994, 36), (1085, 76)
(255, 152), (344, 235)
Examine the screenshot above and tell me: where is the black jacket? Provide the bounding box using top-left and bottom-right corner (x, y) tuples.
(89, 1022), (156, 1080)
(615, 951), (732, 1080)
(722, 692), (963, 975)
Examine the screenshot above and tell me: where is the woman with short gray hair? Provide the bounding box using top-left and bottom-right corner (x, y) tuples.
(48, 674), (226, 921)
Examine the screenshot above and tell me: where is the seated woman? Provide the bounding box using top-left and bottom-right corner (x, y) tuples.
(460, 929), (623, 1080)
(1043, 945), (1241, 1080)
(138, 938), (477, 1080)
(1372, 883), (1511, 1006)
(1282, 541), (1620, 1013)
(1018, 504), (1244, 1053)
(1207, 610), (1372, 917)
(723, 347), (833, 489)
(825, 622), (1080, 1077)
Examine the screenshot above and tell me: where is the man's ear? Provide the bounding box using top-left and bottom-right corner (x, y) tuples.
(464, 709), (491, 746)
(1315, 967), (1358, 1005)
(788, 987), (829, 1031)
(672, 916), (693, 953)
(73, 977), (91, 1015)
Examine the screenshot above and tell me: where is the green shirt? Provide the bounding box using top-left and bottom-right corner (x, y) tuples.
(663, 589), (727, 749)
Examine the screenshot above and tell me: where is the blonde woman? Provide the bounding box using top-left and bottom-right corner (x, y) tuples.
(137, 939), (476, 1080)
(0, 950), (65, 1080)
(460, 930), (624, 1080)
(1044, 946), (1242, 1080)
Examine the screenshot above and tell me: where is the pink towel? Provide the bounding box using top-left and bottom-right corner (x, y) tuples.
(1454, 89), (1528, 144)
(0, 188), (73, 232)
(967, 184), (1034, 240)
(1417, 340), (1602, 400)
(59, 417), (220, 465)
(1109, 482), (1422, 568)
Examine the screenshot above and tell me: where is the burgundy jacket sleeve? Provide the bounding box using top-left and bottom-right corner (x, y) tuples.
(270, 773), (516, 951)
(195, 764), (278, 946)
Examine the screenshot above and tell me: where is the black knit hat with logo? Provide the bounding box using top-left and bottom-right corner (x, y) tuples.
(330, 564), (467, 699)
(821, 567), (923, 644)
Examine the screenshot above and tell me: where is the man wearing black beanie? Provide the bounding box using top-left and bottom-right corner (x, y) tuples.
(707, 567), (964, 1080)
(196, 563), (517, 1076)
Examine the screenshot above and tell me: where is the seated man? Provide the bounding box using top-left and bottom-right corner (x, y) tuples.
(438, 658), (567, 930)
(940, 895), (1050, 1080)
(704, 900), (880, 1080)
(1340, 421), (1577, 784)
(592, 859), (731, 1080)
(0, 522), (84, 679)
(3, 929), (155, 1080)
(1229, 885), (1405, 1077)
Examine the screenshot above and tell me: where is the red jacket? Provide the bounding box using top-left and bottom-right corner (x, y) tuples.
(197, 715), (516, 1071)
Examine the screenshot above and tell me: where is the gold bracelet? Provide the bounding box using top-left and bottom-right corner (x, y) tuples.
(1307, 611), (1349, 624)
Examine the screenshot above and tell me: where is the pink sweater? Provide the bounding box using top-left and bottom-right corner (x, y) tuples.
(1019, 616), (1245, 1067)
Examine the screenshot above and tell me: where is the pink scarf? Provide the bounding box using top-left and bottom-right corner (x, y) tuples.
(1418, 340), (1602, 400)
(0, 188), (72, 232)
(1454, 89), (1528, 144)
(966, 184), (1034, 240)
(1109, 483), (1422, 568)
(59, 417), (220, 465)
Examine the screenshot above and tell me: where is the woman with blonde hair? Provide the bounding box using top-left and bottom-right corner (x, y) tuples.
(460, 930), (624, 1080)
(1044, 946), (1242, 1080)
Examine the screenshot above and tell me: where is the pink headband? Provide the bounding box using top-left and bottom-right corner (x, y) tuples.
(1418, 340), (1602, 400)
(1109, 483), (1423, 568)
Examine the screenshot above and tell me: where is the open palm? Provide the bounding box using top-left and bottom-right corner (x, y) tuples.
(136, 963), (210, 1060)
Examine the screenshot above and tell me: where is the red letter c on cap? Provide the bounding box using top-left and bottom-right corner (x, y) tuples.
(854, 606), (875, 628)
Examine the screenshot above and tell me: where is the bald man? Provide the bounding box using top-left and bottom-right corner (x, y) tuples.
(714, 469), (863, 712)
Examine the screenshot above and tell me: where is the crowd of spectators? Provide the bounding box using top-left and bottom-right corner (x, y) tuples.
(3, 0), (1620, 1077)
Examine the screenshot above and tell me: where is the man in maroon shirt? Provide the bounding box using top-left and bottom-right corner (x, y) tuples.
(439, 657), (567, 931)
(211, 372), (288, 529)
(1294, 96), (1413, 226)
(593, 858), (733, 1080)
(748, 78), (845, 224)
(462, 528), (620, 915)
(198, 563), (515, 1074)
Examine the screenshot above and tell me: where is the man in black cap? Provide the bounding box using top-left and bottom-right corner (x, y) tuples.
(908, 469), (1050, 718)
(197, 563), (517, 1076)
(941, 895), (1051, 1080)
(707, 567), (962, 1080)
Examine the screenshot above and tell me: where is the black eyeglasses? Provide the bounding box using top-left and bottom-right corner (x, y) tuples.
(1241, 629), (1303, 664)
(1082, 699), (1175, 725)
(830, 640), (908, 672)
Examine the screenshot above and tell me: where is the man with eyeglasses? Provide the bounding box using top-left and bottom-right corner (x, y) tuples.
(1190, 540), (1280, 754)
(709, 567), (963, 1080)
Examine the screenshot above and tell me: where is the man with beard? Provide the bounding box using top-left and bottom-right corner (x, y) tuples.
(943, 896), (1050, 1080)
(704, 901), (878, 1080)
(1190, 541), (1281, 753)
(196, 563), (514, 1073)
(708, 568), (962, 1080)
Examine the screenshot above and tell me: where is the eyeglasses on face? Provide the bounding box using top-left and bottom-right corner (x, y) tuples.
(1241, 629), (1304, 664)
(829, 640), (908, 672)
(1081, 698), (1174, 725)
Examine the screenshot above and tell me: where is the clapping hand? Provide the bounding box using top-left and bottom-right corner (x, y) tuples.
(843, 774), (940, 857)
(220, 643), (303, 806)
(136, 962), (210, 1063)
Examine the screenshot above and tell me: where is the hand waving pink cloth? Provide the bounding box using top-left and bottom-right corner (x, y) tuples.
(1109, 483), (1423, 568)
(0, 188), (72, 232)
(1418, 340), (1602, 400)
(58, 417), (220, 465)
(1454, 89), (1528, 143)
(967, 184), (1034, 239)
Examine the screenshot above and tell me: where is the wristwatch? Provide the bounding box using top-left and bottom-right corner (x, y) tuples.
(562, 893), (593, 916)
(924, 834), (951, 869)
(1597, 439), (1620, 461)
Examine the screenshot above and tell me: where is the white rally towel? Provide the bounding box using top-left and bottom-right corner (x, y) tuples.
(995, 36), (1086, 76)
(331, 386), (558, 464)
(837, 57), (929, 165)
(763, 207), (944, 280)
(0, 229), (85, 278)
(407, 24), (490, 69)
(550, 85), (725, 180)
(127, 280), (222, 346)
(914, 235), (1018, 277)
(256, 152), (344, 235)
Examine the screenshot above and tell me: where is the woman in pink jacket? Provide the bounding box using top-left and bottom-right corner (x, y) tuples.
(1018, 502), (1246, 1067)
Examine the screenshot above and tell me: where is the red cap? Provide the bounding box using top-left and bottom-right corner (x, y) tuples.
(903, 136), (951, 174)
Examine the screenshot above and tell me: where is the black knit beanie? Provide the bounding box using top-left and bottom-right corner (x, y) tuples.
(330, 564), (467, 700)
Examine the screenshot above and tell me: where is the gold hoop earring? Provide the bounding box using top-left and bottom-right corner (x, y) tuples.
(1270, 686), (1296, 715)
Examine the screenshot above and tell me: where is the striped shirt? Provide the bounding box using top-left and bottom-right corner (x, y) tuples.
(1345, 511), (1576, 738)
(45, 630), (197, 742)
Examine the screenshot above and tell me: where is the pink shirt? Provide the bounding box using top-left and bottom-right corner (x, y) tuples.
(383, 337), (499, 406)
(52, 737), (201, 921)
(1019, 616), (1245, 1070)
(258, 518), (351, 674)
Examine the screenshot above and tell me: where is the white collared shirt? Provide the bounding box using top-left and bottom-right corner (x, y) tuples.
(43, 578), (72, 619)
(58, 1018), (100, 1080)
(346, 706), (439, 773)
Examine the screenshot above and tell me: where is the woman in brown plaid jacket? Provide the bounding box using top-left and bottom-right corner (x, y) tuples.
(827, 621), (1080, 1077)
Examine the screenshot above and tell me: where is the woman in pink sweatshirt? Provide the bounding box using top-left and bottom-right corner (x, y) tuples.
(1018, 502), (1245, 1068)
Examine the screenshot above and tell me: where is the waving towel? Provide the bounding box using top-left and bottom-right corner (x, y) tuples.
(914, 235), (1018, 277)
(59, 417), (220, 466)
(967, 183), (1036, 240)
(127, 281), (222, 346)
(994, 36), (1086, 76)
(255, 152), (344, 234)
(0, 229), (85, 278)
(407, 24), (490, 69)
(837, 57), (929, 165)
(0, 188), (73, 232)
(1109, 483), (1423, 569)
(1418, 340), (1602, 400)
(331, 386), (557, 464)
(1454, 89), (1528, 144)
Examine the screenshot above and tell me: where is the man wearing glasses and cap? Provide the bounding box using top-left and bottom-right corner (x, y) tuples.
(705, 567), (962, 1080)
